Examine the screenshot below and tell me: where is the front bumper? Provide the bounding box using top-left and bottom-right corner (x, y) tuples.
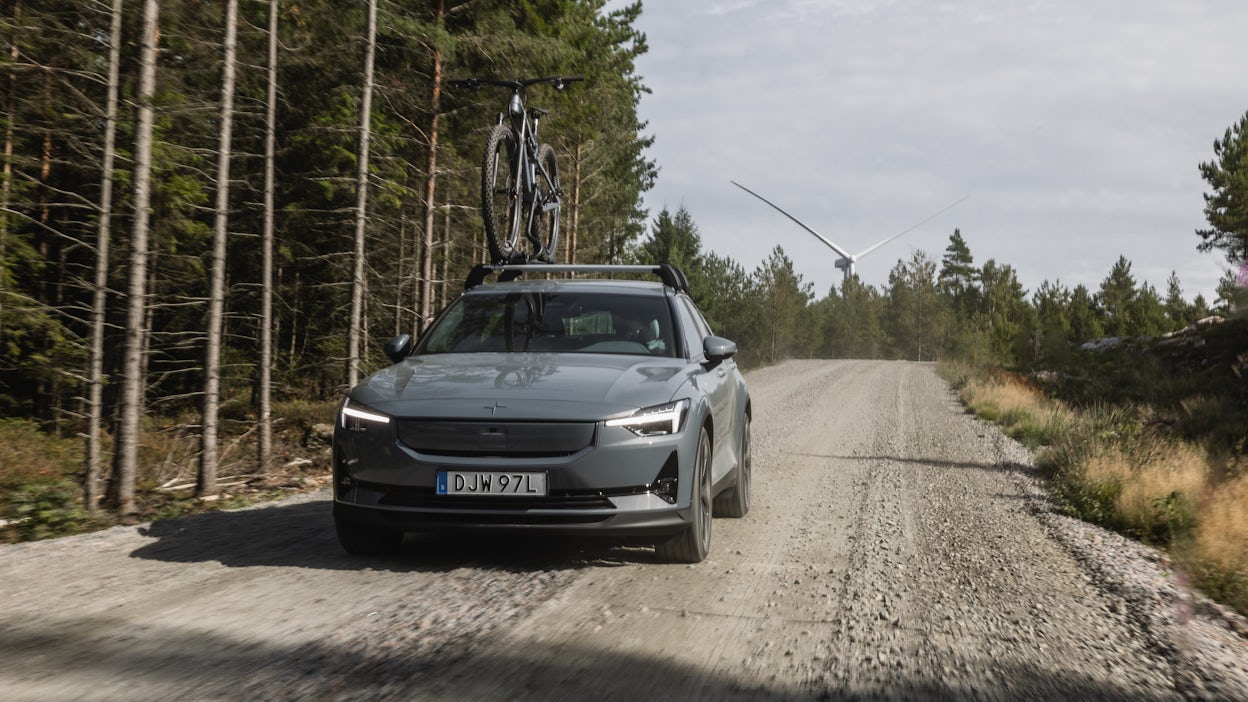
(332, 416), (699, 537)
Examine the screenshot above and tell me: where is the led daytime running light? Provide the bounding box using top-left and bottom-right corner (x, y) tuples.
(342, 403), (390, 425)
(606, 399), (688, 435)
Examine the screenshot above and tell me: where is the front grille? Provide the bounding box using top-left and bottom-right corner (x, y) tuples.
(396, 420), (595, 458)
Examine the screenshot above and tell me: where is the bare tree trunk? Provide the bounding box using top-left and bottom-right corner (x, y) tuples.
(347, 0), (377, 388)
(199, 0), (240, 498)
(569, 142), (583, 265)
(1, 0), (19, 353)
(417, 1), (445, 336)
(111, 0), (161, 517)
(257, 0), (279, 473)
(84, 0), (124, 514)
(394, 214), (406, 337)
(443, 201), (452, 309)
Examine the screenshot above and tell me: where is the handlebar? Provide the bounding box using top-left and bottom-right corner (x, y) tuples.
(448, 76), (584, 91)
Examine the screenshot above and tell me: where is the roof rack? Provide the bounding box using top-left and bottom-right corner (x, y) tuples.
(464, 263), (690, 294)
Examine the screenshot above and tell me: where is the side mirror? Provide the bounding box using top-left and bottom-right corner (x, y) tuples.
(703, 335), (737, 363)
(383, 334), (412, 364)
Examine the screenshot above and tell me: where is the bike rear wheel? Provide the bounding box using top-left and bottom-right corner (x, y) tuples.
(481, 124), (522, 262)
(532, 143), (561, 262)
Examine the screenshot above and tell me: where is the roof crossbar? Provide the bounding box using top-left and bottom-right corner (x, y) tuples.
(465, 263), (689, 293)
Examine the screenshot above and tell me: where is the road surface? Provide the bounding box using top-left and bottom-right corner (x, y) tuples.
(2, 360), (1245, 701)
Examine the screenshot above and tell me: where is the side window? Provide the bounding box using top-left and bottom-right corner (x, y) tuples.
(686, 298), (714, 338)
(675, 297), (708, 360)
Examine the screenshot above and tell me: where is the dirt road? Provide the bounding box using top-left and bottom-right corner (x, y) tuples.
(2, 360), (1245, 701)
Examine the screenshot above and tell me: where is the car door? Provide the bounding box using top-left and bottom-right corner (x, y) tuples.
(675, 296), (737, 482)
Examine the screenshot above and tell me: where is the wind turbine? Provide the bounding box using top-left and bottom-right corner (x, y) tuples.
(730, 180), (969, 282)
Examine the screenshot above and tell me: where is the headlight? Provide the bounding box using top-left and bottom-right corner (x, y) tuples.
(605, 399), (689, 436)
(340, 399), (391, 430)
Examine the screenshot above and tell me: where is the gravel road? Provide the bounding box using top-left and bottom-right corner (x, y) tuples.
(2, 360), (1245, 701)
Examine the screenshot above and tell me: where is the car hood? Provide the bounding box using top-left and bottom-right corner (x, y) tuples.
(349, 353), (694, 421)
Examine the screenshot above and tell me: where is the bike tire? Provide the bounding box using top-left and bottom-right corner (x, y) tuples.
(533, 143), (561, 263)
(481, 124), (522, 263)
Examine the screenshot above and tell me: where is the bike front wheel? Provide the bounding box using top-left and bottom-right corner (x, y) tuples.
(481, 124), (522, 262)
(532, 143), (561, 263)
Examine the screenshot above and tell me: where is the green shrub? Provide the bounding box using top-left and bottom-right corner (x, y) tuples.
(4, 480), (95, 541)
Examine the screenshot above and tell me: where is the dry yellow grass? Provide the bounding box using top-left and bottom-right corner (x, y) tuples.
(1083, 442), (1209, 537)
(1194, 473), (1248, 574)
(960, 373), (1078, 448)
(963, 374), (1039, 417)
(941, 361), (1248, 613)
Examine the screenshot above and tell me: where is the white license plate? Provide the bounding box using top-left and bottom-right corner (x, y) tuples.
(436, 471), (548, 496)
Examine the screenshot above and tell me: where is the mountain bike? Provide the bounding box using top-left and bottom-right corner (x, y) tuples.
(449, 76), (582, 264)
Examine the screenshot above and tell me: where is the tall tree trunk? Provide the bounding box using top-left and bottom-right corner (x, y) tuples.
(0, 0), (18, 350)
(257, 0), (279, 473)
(569, 142), (583, 265)
(394, 214), (405, 336)
(417, 1), (444, 336)
(85, 0), (124, 513)
(439, 201), (450, 310)
(111, 0), (161, 517)
(347, 0), (377, 388)
(199, 0), (240, 498)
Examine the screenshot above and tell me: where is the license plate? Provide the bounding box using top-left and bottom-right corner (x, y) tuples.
(436, 471), (548, 496)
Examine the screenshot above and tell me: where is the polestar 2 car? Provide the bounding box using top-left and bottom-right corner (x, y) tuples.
(332, 264), (751, 563)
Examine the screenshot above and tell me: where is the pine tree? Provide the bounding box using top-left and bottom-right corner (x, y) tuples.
(1032, 279), (1072, 363)
(1197, 110), (1248, 264)
(753, 246), (812, 363)
(1068, 284), (1103, 343)
(885, 251), (946, 362)
(1096, 256), (1137, 337)
(1163, 271), (1189, 329)
(938, 228), (977, 309)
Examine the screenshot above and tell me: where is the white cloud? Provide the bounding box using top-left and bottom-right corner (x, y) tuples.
(623, 0), (1247, 298)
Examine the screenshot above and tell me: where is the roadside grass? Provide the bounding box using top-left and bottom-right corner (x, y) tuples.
(0, 399), (338, 543)
(941, 360), (1248, 615)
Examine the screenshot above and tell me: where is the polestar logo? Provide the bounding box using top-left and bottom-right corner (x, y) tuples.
(485, 401), (507, 415)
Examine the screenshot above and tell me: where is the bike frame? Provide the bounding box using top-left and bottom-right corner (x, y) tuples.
(452, 76), (581, 261)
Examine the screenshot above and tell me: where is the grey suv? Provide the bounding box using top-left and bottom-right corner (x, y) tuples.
(332, 264), (750, 563)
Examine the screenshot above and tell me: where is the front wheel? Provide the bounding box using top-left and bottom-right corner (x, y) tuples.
(481, 124), (521, 263)
(656, 427), (712, 563)
(531, 143), (561, 263)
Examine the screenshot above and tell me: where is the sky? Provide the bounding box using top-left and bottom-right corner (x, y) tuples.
(614, 0), (1248, 302)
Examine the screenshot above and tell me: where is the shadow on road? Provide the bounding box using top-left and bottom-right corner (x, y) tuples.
(0, 616), (1172, 702)
(128, 494), (664, 572)
(781, 452), (1033, 476)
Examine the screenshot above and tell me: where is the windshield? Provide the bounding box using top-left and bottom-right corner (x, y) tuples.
(418, 291), (677, 357)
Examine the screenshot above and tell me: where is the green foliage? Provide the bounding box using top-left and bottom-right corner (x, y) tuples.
(938, 228), (977, 312)
(4, 480), (94, 542)
(885, 250), (946, 361)
(1049, 468), (1123, 527)
(1195, 562), (1248, 616)
(753, 246), (814, 363)
(1197, 109), (1248, 264)
(0, 420), (98, 541)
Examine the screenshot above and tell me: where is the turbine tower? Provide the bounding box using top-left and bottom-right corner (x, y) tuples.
(730, 181), (968, 282)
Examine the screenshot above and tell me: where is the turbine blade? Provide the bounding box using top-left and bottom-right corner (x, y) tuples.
(856, 194), (971, 259)
(730, 180), (854, 260)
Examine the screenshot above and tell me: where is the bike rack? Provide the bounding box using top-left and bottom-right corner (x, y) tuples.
(464, 263), (689, 294)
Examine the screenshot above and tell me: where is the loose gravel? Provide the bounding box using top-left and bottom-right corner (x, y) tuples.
(0, 360), (1244, 701)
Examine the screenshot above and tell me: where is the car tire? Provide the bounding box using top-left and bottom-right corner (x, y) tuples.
(335, 516), (403, 556)
(656, 427), (712, 564)
(714, 413), (751, 518)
